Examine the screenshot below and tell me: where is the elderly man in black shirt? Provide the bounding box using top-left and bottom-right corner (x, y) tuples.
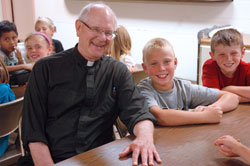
(21, 2), (162, 166)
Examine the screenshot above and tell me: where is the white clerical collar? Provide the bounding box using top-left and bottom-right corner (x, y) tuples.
(87, 61), (94, 67)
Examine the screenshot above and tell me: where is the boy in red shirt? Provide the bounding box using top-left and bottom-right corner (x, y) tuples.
(202, 28), (250, 102)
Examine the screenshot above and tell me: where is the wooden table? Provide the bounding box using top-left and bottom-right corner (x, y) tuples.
(56, 104), (250, 166)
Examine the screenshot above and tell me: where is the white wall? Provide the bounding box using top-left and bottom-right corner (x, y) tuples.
(32, 0), (250, 81)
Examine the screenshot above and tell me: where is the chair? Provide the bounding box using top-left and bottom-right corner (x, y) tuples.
(132, 69), (148, 85)
(0, 97), (24, 166)
(11, 85), (26, 99)
(114, 118), (128, 139)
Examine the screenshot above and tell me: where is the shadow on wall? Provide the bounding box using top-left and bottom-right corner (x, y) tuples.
(64, 0), (234, 24)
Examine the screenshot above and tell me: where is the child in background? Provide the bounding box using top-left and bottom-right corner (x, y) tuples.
(34, 17), (64, 53)
(214, 135), (250, 164)
(110, 26), (137, 72)
(138, 38), (239, 126)
(24, 32), (53, 63)
(202, 29), (250, 103)
(0, 20), (32, 72)
(0, 58), (15, 157)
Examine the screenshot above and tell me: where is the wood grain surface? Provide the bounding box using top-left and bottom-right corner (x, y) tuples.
(56, 104), (250, 166)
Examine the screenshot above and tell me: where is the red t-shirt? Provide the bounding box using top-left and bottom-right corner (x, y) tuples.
(202, 59), (250, 89)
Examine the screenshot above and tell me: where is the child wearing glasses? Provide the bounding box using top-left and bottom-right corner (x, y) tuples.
(202, 28), (250, 103)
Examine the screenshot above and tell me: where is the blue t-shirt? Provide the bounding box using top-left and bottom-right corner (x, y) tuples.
(0, 84), (15, 157)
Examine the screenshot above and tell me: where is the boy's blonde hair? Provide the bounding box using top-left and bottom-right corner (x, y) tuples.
(143, 38), (174, 63)
(0, 58), (9, 84)
(110, 25), (131, 61)
(35, 17), (56, 31)
(211, 28), (244, 53)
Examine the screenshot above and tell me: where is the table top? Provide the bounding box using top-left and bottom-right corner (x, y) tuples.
(200, 34), (250, 49)
(56, 104), (250, 166)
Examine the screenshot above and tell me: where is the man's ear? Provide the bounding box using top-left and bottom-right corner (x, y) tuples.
(75, 20), (82, 37)
(142, 63), (148, 74)
(209, 51), (215, 60)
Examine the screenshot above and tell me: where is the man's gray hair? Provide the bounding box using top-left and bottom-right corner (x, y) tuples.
(78, 2), (117, 29)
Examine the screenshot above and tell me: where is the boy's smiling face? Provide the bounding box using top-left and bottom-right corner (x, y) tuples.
(142, 47), (177, 91)
(210, 44), (245, 78)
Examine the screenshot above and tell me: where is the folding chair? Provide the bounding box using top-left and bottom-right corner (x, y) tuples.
(11, 85), (26, 99)
(132, 69), (148, 85)
(0, 97), (24, 166)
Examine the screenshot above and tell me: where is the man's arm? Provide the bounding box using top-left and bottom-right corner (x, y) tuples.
(209, 91), (239, 112)
(29, 142), (54, 166)
(119, 120), (161, 166)
(222, 86), (250, 103)
(150, 105), (222, 126)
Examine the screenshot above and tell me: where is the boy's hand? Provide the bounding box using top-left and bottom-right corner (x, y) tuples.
(15, 48), (24, 64)
(214, 135), (241, 157)
(200, 106), (223, 123)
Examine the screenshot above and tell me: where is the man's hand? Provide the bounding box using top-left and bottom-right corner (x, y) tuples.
(119, 120), (161, 166)
(119, 136), (161, 166)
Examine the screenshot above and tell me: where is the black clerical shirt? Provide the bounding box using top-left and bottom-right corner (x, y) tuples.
(21, 45), (156, 163)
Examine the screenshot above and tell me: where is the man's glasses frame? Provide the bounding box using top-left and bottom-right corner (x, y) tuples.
(79, 20), (116, 40)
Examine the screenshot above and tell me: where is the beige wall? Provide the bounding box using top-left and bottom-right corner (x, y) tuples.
(2, 0), (250, 81)
(1, 0), (13, 21)
(0, 0), (35, 40)
(12, 0), (35, 40)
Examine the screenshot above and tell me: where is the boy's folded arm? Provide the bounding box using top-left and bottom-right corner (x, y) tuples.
(222, 86), (250, 103)
(149, 105), (220, 126)
(209, 90), (239, 112)
(6, 64), (33, 72)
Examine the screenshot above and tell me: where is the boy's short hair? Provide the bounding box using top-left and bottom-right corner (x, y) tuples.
(211, 28), (243, 53)
(0, 20), (18, 38)
(143, 38), (174, 63)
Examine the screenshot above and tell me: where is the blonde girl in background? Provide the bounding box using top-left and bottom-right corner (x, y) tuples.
(110, 25), (137, 72)
(34, 17), (64, 53)
(0, 58), (15, 157)
(24, 32), (53, 63)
